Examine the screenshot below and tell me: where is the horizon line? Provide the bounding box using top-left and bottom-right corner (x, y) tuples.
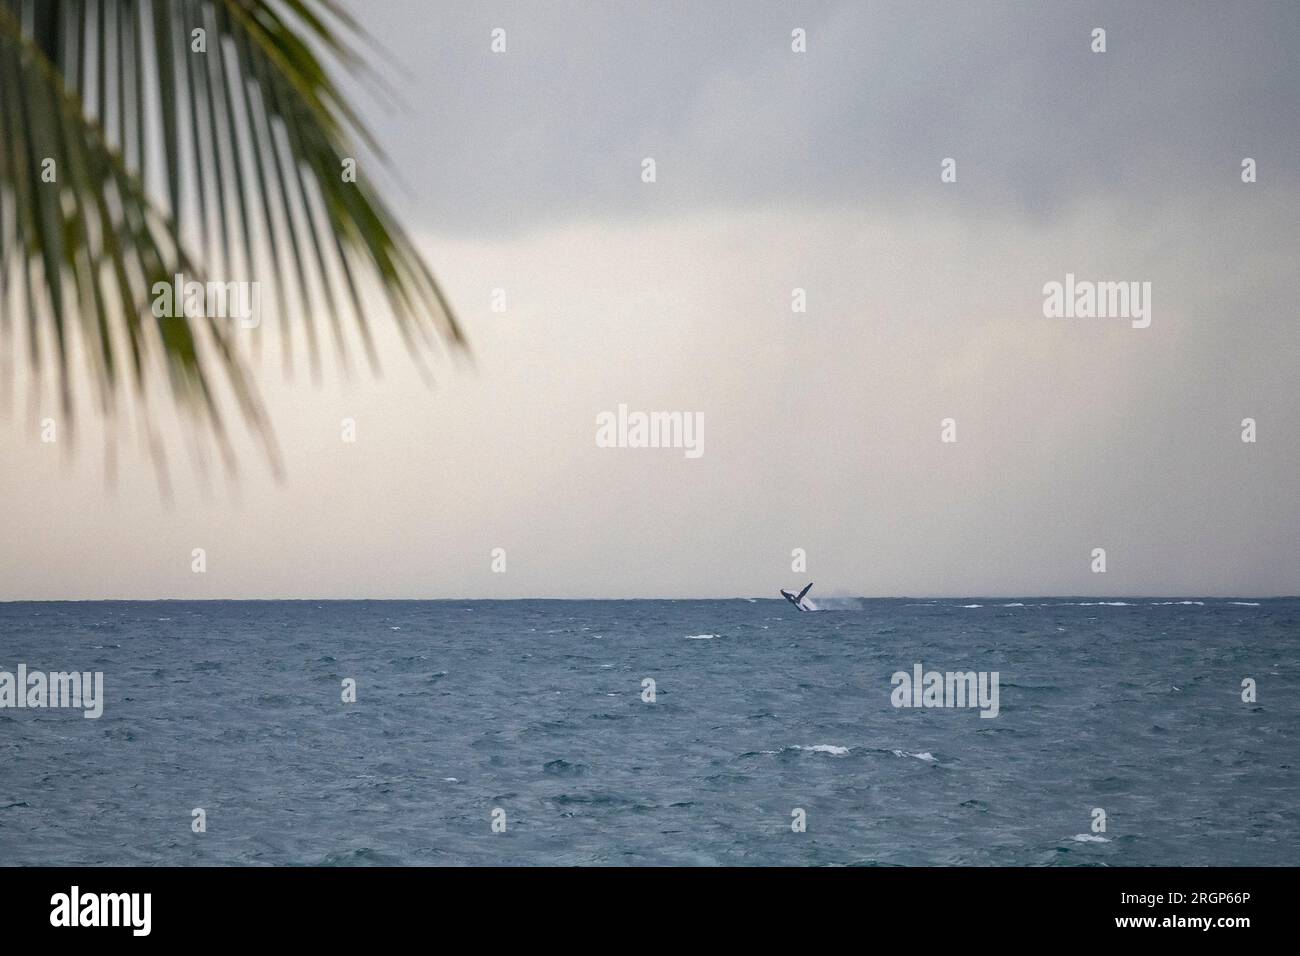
(2, 595), (1296, 604)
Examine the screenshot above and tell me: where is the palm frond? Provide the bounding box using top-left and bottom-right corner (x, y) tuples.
(0, 0), (463, 473)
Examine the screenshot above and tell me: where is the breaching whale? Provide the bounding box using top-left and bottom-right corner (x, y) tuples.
(780, 582), (813, 611)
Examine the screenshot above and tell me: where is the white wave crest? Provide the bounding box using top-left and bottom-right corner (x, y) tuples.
(803, 597), (864, 611)
(891, 749), (936, 762)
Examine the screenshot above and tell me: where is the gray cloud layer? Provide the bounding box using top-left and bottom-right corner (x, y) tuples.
(362, 0), (1300, 234)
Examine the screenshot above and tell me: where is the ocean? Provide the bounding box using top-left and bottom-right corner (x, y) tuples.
(1, 599), (1296, 866)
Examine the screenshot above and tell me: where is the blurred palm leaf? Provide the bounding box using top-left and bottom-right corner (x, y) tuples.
(0, 0), (463, 474)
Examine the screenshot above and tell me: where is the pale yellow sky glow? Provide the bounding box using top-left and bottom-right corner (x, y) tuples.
(2, 197), (1296, 598)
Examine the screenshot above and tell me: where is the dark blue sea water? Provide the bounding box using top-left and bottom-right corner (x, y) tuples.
(1, 599), (1296, 866)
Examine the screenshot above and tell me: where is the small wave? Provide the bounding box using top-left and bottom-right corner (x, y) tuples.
(543, 759), (587, 776)
(960, 604), (983, 608)
(1071, 834), (1110, 843)
(891, 749), (936, 762)
(1149, 601), (1203, 606)
(793, 744), (850, 756)
(319, 848), (401, 865)
(685, 634), (718, 640)
(1001, 602), (1026, 607)
(1229, 601), (1261, 606)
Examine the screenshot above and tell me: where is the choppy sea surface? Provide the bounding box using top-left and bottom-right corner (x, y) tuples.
(1, 599), (1296, 866)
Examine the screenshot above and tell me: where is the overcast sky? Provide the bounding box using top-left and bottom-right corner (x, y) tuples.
(2, 0), (1298, 599)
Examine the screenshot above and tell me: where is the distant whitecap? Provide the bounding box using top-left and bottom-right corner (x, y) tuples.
(892, 749), (936, 762)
